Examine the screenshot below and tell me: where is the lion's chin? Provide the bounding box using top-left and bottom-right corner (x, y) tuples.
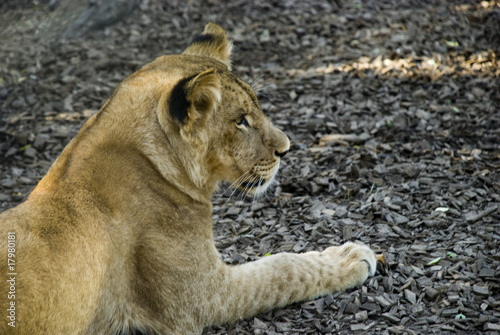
(250, 179), (273, 197)
(231, 162), (280, 198)
(240, 173), (277, 197)
(237, 179), (266, 194)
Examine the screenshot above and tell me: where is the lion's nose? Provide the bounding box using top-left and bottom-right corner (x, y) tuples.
(275, 149), (289, 158)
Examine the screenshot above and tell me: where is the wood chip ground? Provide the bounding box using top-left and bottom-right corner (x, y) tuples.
(1, 0), (499, 334)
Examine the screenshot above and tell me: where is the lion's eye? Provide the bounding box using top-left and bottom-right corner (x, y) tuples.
(237, 116), (250, 127)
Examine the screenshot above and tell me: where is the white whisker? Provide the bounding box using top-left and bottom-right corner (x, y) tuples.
(225, 172), (254, 206)
(241, 174), (260, 202)
(250, 75), (265, 92)
(252, 175), (264, 206)
(218, 169), (252, 200)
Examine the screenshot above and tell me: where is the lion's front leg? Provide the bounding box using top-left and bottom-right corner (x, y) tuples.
(212, 242), (377, 325)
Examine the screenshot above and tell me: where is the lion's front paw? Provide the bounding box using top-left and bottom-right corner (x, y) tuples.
(322, 242), (377, 290)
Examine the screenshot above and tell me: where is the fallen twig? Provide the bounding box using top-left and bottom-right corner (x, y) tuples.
(319, 133), (371, 146)
(465, 206), (498, 223)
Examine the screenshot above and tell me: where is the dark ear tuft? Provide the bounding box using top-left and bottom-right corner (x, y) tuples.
(169, 74), (197, 125)
(190, 33), (215, 45)
(116, 328), (150, 335)
(183, 22), (233, 70)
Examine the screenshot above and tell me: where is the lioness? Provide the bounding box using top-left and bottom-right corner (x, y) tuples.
(0, 23), (378, 334)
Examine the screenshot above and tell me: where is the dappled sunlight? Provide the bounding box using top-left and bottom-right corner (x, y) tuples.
(286, 51), (498, 80)
(455, 0), (498, 12)
(285, 0), (499, 81)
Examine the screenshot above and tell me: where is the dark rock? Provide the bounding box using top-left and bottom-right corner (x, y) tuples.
(484, 323), (500, 331)
(360, 302), (381, 312)
(473, 285), (489, 296)
(33, 134), (51, 150)
(24, 147), (37, 158)
(381, 312), (401, 323)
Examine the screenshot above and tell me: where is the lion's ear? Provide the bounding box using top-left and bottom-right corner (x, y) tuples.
(183, 22), (233, 70)
(168, 68), (221, 140)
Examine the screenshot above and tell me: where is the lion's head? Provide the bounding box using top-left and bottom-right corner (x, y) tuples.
(140, 23), (290, 198)
(95, 23), (289, 202)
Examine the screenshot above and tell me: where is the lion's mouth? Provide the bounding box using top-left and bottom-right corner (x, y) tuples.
(231, 163), (280, 196)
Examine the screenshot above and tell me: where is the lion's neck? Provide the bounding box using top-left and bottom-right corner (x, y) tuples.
(34, 107), (217, 211)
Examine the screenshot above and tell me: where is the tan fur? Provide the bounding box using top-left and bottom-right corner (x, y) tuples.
(0, 23), (376, 335)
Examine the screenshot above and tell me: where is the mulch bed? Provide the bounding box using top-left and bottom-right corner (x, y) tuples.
(1, 0), (499, 334)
